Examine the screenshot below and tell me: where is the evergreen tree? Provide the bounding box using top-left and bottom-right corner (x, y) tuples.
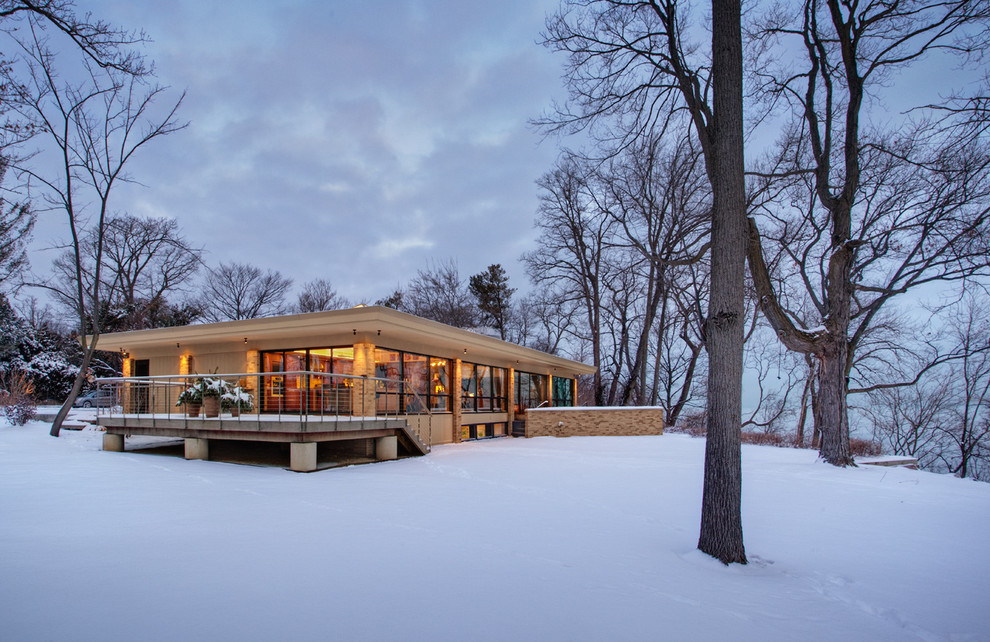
(469, 264), (515, 340)
(0, 296), (78, 402)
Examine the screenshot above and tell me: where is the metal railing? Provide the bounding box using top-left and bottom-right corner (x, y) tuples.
(92, 371), (432, 451)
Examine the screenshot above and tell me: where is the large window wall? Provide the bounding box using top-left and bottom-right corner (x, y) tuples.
(460, 362), (507, 413)
(374, 349), (451, 414)
(261, 347), (354, 413)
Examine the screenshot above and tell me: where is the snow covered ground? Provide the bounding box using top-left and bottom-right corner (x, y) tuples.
(1, 421), (988, 641)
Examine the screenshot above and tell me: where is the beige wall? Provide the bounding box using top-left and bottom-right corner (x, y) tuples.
(525, 407), (664, 438)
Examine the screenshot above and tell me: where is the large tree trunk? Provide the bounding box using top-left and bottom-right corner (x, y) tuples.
(815, 338), (853, 465)
(698, 0), (746, 565)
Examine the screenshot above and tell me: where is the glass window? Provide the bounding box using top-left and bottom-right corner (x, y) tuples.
(403, 353), (428, 413)
(461, 362), (507, 413)
(332, 347), (354, 377)
(461, 363), (477, 411)
(476, 365), (492, 411)
(553, 377), (574, 407)
(515, 372), (548, 413)
(375, 349), (402, 414)
(492, 368), (506, 412)
(310, 348), (332, 373)
(429, 358), (450, 412)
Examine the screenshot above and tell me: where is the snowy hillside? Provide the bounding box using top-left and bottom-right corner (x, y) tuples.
(1, 422), (988, 641)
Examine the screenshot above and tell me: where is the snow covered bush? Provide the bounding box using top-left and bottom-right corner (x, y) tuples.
(23, 352), (79, 402)
(222, 386), (253, 412)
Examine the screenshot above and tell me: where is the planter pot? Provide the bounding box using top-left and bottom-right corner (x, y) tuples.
(185, 403), (201, 418)
(230, 406), (240, 418)
(203, 396), (221, 418)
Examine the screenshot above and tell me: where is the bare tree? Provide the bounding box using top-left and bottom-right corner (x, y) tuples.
(541, 0), (748, 562)
(527, 154), (615, 404)
(297, 278), (349, 313)
(865, 296), (990, 479)
(744, 1), (990, 466)
(403, 258), (476, 329)
(49, 213), (201, 329)
(198, 262), (292, 322)
(0, 1), (147, 75)
(600, 136), (710, 406)
(937, 298), (990, 479)
(866, 382), (949, 470)
(4, 17), (184, 436)
(0, 161), (33, 288)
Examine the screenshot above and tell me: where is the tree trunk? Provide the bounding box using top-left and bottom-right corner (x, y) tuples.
(698, 0), (746, 565)
(816, 338), (853, 465)
(50, 343), (97, 437)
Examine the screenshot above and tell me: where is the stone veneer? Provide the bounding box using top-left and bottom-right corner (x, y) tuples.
(525, 406), (664, 438)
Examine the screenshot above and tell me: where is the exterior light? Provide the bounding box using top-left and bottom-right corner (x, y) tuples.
(176, 342), (180, 348)
(244, 337), (248, 344)
(353, 329), (357, 335)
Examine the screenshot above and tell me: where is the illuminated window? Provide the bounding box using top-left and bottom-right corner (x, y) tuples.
(515, 372), (548, 413)
(462, 362), (507, 413)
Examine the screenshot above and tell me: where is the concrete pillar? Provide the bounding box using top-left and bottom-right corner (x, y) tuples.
(376, 435), (398, 461)
(103, 433), (124, 452)
(290, 442), (317, 472)
(184, 437), (209, 460)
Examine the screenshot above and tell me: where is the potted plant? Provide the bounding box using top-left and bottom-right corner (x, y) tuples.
(222, 386), (254, 417)
(176, 381), (204, 417)
(200, 377), (225, 418)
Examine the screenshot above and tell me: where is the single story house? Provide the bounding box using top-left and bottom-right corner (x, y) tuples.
(92, 305), (615, 469)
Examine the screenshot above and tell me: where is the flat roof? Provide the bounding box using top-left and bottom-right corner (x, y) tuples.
(94, 306), (597, 376)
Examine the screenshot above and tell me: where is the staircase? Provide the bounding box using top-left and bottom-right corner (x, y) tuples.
(397, 421), (430, 456)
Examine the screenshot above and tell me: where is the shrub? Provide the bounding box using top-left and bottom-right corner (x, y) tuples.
(0, 370), (37, 425)
(849, 438), (882, 457)
(668, 410), (707, 437)
(740, 431), (788, 447)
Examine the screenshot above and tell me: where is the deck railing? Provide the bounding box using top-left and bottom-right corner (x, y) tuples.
(92, 371), (432, 451)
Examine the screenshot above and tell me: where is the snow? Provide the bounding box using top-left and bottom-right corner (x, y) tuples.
(1, 423), (988, 641)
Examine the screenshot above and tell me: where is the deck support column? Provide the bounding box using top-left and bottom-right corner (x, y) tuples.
(103, 433), (124, 452)
(376, 435), (397, 461)
(184, 438), (209, 460)
(290, 442), (317, 472)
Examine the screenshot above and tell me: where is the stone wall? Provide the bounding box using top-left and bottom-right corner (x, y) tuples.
(525, 406), (664, 438)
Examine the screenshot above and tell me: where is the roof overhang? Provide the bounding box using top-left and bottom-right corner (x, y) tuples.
(93, 306), (597, 376)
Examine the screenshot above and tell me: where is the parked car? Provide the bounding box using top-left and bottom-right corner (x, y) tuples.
(73, 389), (116, 408)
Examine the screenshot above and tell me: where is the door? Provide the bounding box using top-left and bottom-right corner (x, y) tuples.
(134, 359), (150, 413)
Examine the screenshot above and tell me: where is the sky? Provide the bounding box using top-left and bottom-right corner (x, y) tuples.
(22, 0), (568, 306)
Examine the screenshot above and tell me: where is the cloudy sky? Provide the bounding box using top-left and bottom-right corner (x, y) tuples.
(24, 0), (568, 305)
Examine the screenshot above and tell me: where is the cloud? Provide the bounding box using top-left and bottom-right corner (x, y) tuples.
(27, 0), (564, 306)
